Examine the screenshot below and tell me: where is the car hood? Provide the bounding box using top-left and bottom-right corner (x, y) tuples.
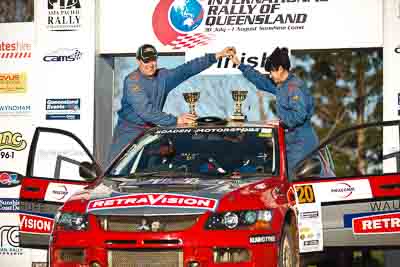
(85, 176), (269, 216)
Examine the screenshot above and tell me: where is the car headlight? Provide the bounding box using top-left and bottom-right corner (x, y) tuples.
(205, 210), (273, 230)
(55, 211), (88, 231)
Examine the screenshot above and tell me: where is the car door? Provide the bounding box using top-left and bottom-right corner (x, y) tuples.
(19, 127), (100, 248)
(292, 120), (400, 249)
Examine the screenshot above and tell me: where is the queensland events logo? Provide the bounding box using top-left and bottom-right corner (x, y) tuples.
(47, 0), (81, 31)
(152, 0), (214, 49)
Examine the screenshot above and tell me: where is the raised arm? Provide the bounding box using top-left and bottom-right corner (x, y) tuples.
(164, 47), (236, 92)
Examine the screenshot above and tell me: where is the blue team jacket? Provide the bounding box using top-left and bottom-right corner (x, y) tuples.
(108, 53), (217, 163)
(239, 64), (319, 174)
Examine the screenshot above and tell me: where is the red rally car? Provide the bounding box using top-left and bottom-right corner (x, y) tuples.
(17, 119), (400, 267)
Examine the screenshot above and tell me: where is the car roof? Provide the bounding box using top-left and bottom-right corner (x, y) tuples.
(156, 120), (281, 130)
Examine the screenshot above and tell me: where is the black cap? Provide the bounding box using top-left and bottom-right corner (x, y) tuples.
(136, 44), (158, 63)
(264, 47), (290, 72)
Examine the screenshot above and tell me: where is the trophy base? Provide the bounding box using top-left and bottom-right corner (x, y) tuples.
(231, 114), (246, 122)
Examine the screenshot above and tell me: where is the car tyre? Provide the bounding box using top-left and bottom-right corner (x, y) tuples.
(279, 223), (302, 267)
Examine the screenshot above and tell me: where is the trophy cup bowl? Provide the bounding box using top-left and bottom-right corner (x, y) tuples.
(183, 92), (200, 116)
(231, 90), (248, 121)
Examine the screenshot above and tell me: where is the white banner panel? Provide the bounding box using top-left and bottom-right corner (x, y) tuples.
(33, 0), (95, 151)
(0, 23), (34, 174)
(383, 0), (400, 172)
(98, 0), (383, 54)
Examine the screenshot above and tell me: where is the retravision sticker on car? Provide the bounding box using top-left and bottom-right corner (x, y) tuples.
(87, 193), (218, 211)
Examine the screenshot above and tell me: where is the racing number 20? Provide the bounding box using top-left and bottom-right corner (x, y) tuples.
(295, 185), (315, 204)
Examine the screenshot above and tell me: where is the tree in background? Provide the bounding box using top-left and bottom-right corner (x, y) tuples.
(291, 48), (383, 176)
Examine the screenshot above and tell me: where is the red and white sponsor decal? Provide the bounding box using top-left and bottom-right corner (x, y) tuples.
(353, 212), (400, 235)
(87, 193), (218, 211)
(19, 214), (54, 234)
(330, 182), (355, 198)
(310, 179), (372, 202)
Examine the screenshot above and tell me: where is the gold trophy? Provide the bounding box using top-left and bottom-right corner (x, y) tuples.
(183, 92), (200, 116)
(231, 90), (248, 121)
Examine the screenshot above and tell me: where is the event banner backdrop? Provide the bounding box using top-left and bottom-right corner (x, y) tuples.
(33, 0), (96, 151)
(0, 23), (34, 174)
(98, 0), (383, 54)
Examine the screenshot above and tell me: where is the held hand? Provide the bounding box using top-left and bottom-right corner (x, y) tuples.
(216, 46), (236, 60)
(177, 113), (197, 125)
(231, 54), (241, 65)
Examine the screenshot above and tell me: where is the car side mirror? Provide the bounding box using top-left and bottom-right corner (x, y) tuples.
(293, 157), (322, 180)
(79, 161), (99, 181)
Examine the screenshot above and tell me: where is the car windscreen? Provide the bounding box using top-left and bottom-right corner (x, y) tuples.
(107, 127), (278, 179)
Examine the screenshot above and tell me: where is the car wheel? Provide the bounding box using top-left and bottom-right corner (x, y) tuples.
(279, 223), (301, 267)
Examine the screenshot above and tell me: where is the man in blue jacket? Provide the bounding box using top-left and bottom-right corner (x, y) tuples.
(231, 47), (319, 176)
(108, 44), (235, 163)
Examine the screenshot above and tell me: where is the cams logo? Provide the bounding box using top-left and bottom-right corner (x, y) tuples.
(0, 72), (27, 94)
(43, 48), (82, 62)
(152, 0), (214, 49)
(0, 131), (27, 152)
(0, 41), (32, 59)
(47, 0), (81, 31)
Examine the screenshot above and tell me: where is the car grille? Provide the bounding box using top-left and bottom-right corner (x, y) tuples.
(99, 214), (200, 232)
(108, 249), (183, 267)
(19, 200), (60, 214)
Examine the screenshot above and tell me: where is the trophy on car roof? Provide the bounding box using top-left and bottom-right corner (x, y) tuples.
(183, 92), (200, 116)
(231, 90), (248, 121)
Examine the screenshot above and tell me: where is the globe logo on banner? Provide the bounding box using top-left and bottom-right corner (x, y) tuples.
(153, 0), (214, 50)
(169, 0), (203, 32)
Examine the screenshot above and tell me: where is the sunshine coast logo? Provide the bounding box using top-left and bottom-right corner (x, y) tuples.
(152, 0), (214, 50)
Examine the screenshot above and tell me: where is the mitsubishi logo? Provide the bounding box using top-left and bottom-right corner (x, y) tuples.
(137, 218), (163, 232)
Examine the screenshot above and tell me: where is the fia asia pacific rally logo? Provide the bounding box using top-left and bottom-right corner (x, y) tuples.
(47, 0), (81, 31)
(152, 0), (213, 49)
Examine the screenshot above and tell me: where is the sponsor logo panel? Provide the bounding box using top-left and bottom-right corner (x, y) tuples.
(0, 225), (23, 256)
(0, 41), (32, 60)
(0, 131), (27, 152)
(0, 72), (27, 93)
(45, 98), (80, 120)
(47, 0), (82, 31)
(152, 0), (329, 49)
(19, 214), (54, 235)
(249, 234), (276, 244)
(88, 193), (218, 211)
(0, 198), (19, 212)
(43, 48), (83, 63)
(312, 179), (372, 202)
(0, 173), (20, 187)
(44, 183), (85, 202)
(352, 212), (400, 235)
(0, 104), (31, 117)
